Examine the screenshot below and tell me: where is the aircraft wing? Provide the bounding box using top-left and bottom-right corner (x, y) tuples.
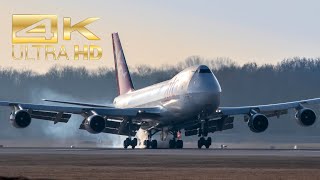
(0, 100), (164, 136)
(218, 98), (320, 117)
(0, 101), (163, 120)
(42, 99), (114, 108)
(183, 98), (320, 137)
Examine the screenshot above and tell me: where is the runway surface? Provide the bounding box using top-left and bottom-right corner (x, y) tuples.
(0, 147), (320, 180)
(1, 147), (320, 157)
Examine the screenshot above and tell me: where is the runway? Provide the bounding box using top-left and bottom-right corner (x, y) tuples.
(1, 147), (320, 157)
(0, 148), (320, 180)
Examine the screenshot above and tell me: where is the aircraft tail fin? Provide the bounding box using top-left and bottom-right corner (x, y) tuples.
(112, 33), (134, 95)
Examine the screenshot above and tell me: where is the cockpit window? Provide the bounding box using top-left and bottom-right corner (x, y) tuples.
(199, 68), (211, 73)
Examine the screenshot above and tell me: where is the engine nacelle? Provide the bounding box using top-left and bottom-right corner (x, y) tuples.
(84, 115), (106, 134)
(248, 114), (269, 133)
(295, 108), (316, 126)
(10, 110), (31, 128)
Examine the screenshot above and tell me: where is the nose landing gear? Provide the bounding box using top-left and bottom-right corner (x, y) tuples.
(197, 115), (212, 149)
(197, 137), (211, 149)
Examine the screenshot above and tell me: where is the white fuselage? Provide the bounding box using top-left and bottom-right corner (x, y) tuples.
(113, 65), (222, 127)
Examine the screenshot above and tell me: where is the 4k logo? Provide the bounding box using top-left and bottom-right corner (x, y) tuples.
(12, 14), (100, 43)
(12, 15), (58, 43)
(12, 14), (103, 61)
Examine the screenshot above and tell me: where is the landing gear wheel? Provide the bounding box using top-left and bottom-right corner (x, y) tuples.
(131, 138), (137, 149)
(176, 140), (183, 149)
(205, 137), (212, 149)
(169, 139), (176, 149)
(198, 137), (205, 149)
(144, 140), (151, 149)
(123, 138), (137, 149)
(151, 140), (158, 149)
(197, 140), (201, 149)
(124, 138), (131, 149)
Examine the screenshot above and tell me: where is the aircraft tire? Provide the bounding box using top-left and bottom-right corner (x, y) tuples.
(124, 138), (131, 149)
(197, 140), (202, 149)
(151, 140), (158, 149)
(205, 137), (212, 149)
(169, 139), (176, 149)
(132, 138), (138, 146)
(198, 137), (205, 149)
(131, 138), (137, 149)
(144, 140), (150, 149)
(176, 140), (183, 149)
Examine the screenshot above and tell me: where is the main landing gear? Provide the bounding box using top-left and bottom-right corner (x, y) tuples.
(124, 137), (138, 149)
(169, 130), (183, 149)
(123, 119), (138, 149)
(144, 139), (158, 149)
(169, 139), (183, 149)
(144, 129), (159, 149)
(143, 129), (184, 149)
(198, 137), (211, 149)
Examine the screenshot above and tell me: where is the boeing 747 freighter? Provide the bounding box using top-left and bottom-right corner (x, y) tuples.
(1, 33), (319, 149)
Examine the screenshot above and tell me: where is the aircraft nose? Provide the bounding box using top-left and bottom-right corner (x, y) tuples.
(187, 66), (222, 94)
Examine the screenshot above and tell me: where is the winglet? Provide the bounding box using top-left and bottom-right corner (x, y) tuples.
(112, 33), (134, 95)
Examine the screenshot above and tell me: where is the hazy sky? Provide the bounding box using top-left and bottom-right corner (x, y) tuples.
(1, 0), (320, 73)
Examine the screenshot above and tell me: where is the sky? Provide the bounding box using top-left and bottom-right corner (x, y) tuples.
(1, 0), (320, 73)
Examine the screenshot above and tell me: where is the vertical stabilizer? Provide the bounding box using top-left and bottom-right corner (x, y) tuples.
(112, 33), (134, 95)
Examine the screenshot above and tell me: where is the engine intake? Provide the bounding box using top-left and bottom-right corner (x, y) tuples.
(10, 110), (31, 128)
(296, 108), (316, 126)
(248, 114), (269, 133)
(84, 115), (106, 134)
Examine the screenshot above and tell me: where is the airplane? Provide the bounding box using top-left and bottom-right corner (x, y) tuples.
(1, 32), (320, 149)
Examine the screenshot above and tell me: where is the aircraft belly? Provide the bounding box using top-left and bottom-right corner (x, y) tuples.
(119, 90), (220, 130)
(155, 92), (220, 126)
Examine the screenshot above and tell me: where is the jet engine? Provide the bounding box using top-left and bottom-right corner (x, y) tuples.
(295, 108), (316, 126)
(84, 115), (106, 134)
(10, 110), (32, 128)
(248, 114), (269, 133)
